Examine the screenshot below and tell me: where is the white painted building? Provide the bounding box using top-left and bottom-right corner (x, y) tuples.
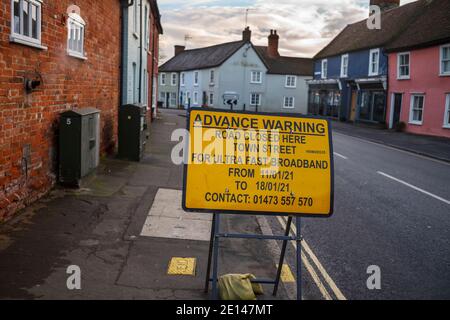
(158, 28), (313, 114)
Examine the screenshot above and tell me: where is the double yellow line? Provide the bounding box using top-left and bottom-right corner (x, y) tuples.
(276, 216), (347, 300)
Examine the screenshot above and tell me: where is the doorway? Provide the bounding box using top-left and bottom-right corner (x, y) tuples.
(350, 90), (358, 121)
(391, 93), (403, 129)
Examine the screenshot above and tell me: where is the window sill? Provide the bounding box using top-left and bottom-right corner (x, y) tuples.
(409, 121), (423, 126)
(397, 76), (410, 80)
(439, 73), (450, 77)
(443, 125), (450, 129)
(10, 35), (47, 50)
(285, 86), (297, 89)
(283, 107), (295, 109)
(67, 51), (88, 60)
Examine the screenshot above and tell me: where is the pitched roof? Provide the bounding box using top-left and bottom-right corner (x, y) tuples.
(386, 0), (450, 52)
(159, 41), (246, 72)
(255, 46), (314, 76)
(314, 0), (428, 59)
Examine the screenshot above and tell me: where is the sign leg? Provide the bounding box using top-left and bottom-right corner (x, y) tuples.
(204, 213), (217, 294)
(210, 214), (221, 300)
(296, 217), (302, 301)
(273, 216), (293, 296)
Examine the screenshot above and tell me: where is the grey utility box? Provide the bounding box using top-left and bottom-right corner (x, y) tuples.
(59, 108), (100, 186)
(118, 104), (147, 162)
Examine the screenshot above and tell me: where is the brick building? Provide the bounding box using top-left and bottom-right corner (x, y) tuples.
(0, 0), (122, 221)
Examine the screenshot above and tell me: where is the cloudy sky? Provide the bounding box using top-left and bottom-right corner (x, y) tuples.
(158, 0), (416, 63)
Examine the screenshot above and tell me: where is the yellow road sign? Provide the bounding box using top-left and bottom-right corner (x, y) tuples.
(182, 108), (334, 217)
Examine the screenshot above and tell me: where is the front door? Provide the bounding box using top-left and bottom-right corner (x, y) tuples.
(350, 90), (358, 121)
(166, 93), (170, 109)
(392, 93), (403, 128)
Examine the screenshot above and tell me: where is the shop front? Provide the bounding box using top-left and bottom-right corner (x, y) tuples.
(355, 78), (387, 124)
(307, 80), (342, 119)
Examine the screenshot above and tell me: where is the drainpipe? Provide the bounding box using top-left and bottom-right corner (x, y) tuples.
(120, 0), (134, 106)
(139, 0), (143, 104)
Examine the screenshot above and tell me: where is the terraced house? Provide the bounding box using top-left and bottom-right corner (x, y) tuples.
(158, 28), (313, 114)
(307, 0), (429, 124)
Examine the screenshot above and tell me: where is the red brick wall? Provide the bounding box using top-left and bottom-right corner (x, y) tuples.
(0, 0), (121, 222)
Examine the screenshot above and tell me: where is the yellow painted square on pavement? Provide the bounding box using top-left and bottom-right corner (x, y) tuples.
(277, 264), (295, 283)
(167, 257), (197, 276)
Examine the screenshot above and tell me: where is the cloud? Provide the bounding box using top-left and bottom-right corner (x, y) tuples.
(158, 0), (418, 63)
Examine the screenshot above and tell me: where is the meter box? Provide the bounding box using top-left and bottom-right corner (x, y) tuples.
(118, 104), (147, 161)
(59, 108), (100, 186)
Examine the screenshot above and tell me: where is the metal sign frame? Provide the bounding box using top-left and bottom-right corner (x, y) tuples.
(182, 107), (335, 218)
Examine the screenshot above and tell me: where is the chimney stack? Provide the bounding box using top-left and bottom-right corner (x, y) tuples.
(242, 27), (252, 42)
(370, 0), (400, 13)
(174, 45), (185, 56)
(267, 30), (280, 58)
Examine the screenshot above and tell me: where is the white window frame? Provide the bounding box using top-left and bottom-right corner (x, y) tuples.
(193, 91), (199, 105)
(194, 71), (199, 86)
(369, 48), (380, 76)
(444, 94), (450, 128)
(210, 70), (215, 85)
(180, 72), (185, 86)
(171, 73), (177, 86)
(169, 92), (177, 108)
(340, 54), (349, 78)
(160, 73), (166, 86)
(67, 13), (86, 59)
(10, 0), (45, 49)
(185, 91), (190, 105)
(409, 94), (425, 125)
(133, 0), (138, 35)
(285, 75), (297, 88)
(251, 71), (262, 84)
(440, 44), (450, 76)
(397, 52), (410, 80)
(321, 59), (328, 79)
(283, 96), (295, 109)
(144, 5), (149, 50)
(250, 93), (261, 106)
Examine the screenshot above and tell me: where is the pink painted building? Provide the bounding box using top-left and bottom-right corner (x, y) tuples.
(385, 0), (450, 138)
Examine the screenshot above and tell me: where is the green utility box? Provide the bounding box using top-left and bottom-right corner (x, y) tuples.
(59, 108), (100, 187)
(118, 104), (147, 161)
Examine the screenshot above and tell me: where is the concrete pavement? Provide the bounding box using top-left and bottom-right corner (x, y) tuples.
(0, 109), (292, 300)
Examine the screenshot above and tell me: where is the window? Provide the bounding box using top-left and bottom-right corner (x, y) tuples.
(193, 91), (198, 104)
(321, 60), (328, 79)
(251, 71), (262, 84)
(133, 1), (138, 34)
(160, 73), (166, 86)
(209, 93), (214, 106)
(210, 70), (215, 84)
(250, 93), (261, 106)
(185, 91), (190, 104)
(341, 54), (349, 78)
(159, 92), (165, 102)
(180, 73), (185, 86)
(369, 49), (380, 76)
(397, 52), (410, 79)
(67, 13), (86, 59)
(170, 93), (177, 107)
(283, 97), (295, 109)
(171, 73), (177, 86)
(144, 6), (148, 50)
(285, 76), (297, 88)
(10, 0), (43, 48)
(440, 44), (450, 75)
(444, 94), (450, 128)
(194, 71), (199, 86)
(409, 94), (425, 125)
